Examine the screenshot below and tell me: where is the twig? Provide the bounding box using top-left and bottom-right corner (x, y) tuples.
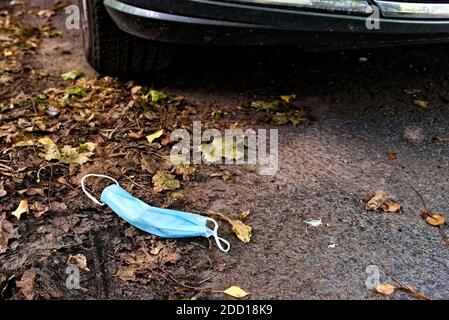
(124, 175), (153, 193)
(380, 264), (432, 300)
(410, 186), (449, 248)
(410, 186), (430, 214)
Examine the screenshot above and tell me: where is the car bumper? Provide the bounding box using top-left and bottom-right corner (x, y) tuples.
(103, 0), (449, 48)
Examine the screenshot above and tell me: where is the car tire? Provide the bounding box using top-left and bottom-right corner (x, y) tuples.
(80, 0), (174, 75)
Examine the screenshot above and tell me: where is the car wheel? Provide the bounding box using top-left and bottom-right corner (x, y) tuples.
(80, 0), (174, 75)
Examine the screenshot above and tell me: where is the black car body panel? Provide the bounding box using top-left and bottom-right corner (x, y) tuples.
(103, 0), (449, 49)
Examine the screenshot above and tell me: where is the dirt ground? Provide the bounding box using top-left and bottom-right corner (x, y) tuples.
(2, 0), (449, 300)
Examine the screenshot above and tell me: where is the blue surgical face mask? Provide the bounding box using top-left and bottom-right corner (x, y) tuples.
(81, 174), (230, 252)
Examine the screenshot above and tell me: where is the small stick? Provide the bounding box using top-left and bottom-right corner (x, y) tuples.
(410, 186), (430, 214)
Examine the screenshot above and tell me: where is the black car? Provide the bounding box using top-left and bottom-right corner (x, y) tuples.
(80, 0), (449, 75)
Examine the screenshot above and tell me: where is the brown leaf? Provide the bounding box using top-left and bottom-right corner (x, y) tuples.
(16, 269), (36, 300)
(32, 201), (49, 218)
(433, 136), (449, 143)
(128, 130), (143, 140)
(365, 191), (400, 213)
(20, 188), (45, 197)
(0, 213), (19, 254)
(423, 212), (445, 226)
(376, 283), (396, 296)
(381, 200), (401, 213)
(413, 99), (429, 109)
(140, 154), (157, 174)
(386, 151), (397, 160)
(115, 266), (137, 282)
(0, 181), (7, 198)
(68, 253), (90, 271)
(161, 252), (181, 265)
(173, 164), (196, 182)
(49, 202), (68, 214)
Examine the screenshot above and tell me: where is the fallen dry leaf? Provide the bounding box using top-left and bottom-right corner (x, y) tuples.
(38, 137), (96, 165)
(386, 151), (397, 160)
(210, 170), (231, 182)
(146, 129), (164, 144)
(32, 201), (49, 218)
(203, 211), (252, 243)
(0, 213), (19, 254)
(199, 137), (244, 163)
(140, 154), (157, 174)
(239, 210), (250, 219)
(68, 253), (90, 271)
(413, 99), (429, 109)
(16, 269), (36, 300)
(433, 136), (449, 143)
(11, 199), (29, 220)
(223, 286), (249, 298)
(423, 212), (445, 226)
(272, 110), (308, 126)
(115, 266), (136, 282)
(251, 100), (279, 112)
(365, 191), (387, 211)
(145, 89), (167, 103)
(172, 164), (196, 182)
(365, 191), (400, 213)
(152, 172), (181, 193)
(280, 95), (296, 103)
(382, 200), (401, 213)
(376, 283), (396, 296)
(230, 219), (252, 243)
(128, 131), (143, 140)
(61, 70), (84, 81)
(0, 181), (6, 197)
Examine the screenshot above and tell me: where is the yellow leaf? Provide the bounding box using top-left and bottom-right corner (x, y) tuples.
(146, 129), (164, 144)
(199, 137), (244, 163)
(37, 138), (95, 165)
(223, 286), (249, 298)
(38, 137), (60, 161)
(365, 190), (388, 211)
(425, 213), (445, 226)
(280, 95), (296, 103)
(413, 99), (429, 109)
(376, 283), (396, 296)
(250, 100), (279, 112)
(230, 219), (252, 243)
(239, 210), (250, 219)
(152, 171), (181, 193)
(11, 200), (29, 220)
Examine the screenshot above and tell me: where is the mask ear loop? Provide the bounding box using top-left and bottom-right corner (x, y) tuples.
(205, 218), (230, 252)
(81, 174), (119, 206)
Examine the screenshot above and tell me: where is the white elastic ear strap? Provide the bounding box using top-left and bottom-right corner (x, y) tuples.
(206, 218), (230, 252)
(81, 174), (119, 206)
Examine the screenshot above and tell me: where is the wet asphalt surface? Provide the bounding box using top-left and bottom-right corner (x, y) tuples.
(24, 0), (449, 299)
